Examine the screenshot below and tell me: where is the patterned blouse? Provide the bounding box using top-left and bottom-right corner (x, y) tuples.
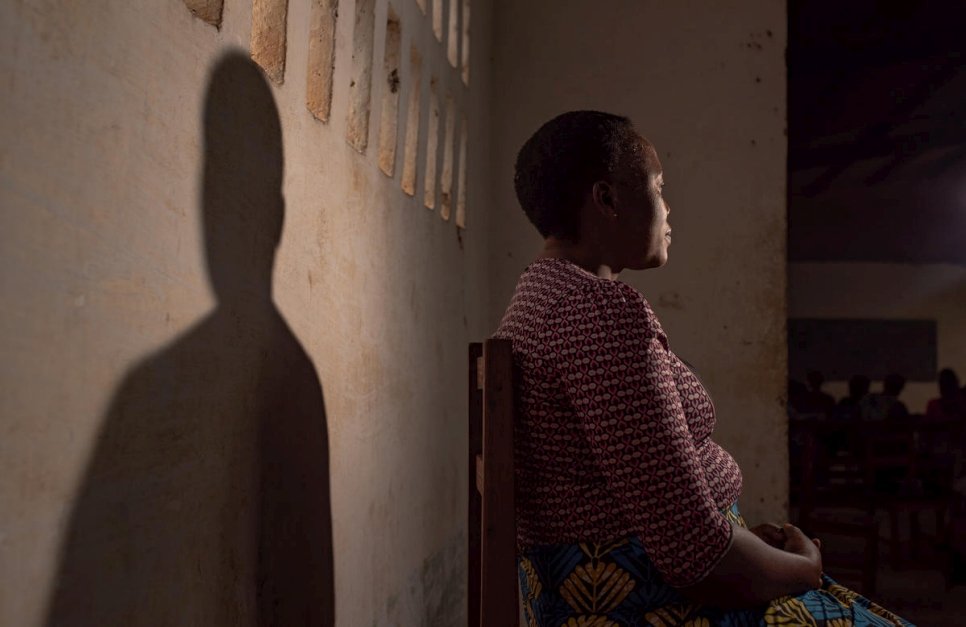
(494, 257), (743, 587)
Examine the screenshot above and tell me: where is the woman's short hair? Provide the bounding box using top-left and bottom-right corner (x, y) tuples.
(939, 368), (960, 397)
(514, 110), (644, 240)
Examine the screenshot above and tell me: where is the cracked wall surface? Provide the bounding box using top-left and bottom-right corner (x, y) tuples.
(183, 0), (224, 27)
(0, 0), (489, 624)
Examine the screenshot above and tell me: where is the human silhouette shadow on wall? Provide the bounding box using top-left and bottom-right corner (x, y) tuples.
(46, 52), (334, 626)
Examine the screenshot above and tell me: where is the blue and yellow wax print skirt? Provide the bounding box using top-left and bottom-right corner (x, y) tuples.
(517, 503), (912, 627)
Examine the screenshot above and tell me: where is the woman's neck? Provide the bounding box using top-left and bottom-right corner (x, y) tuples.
(539, 237), (619, 280)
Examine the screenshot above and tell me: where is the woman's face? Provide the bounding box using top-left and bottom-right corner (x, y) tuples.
(609, 139), (671, 270)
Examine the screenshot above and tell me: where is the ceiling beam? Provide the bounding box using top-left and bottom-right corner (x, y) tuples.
(794, 59), (961, 196)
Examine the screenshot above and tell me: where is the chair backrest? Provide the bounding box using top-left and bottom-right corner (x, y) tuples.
(864, 423), (918, 483)
(795, 419), (876, 518)
(468, 339), (518, 627)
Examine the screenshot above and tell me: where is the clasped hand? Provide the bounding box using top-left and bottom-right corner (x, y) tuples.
(750, 522), (823, 589)
(750, 522), (821, 551)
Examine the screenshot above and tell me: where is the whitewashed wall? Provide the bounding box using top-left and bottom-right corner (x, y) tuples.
(0, 0), (492, 624)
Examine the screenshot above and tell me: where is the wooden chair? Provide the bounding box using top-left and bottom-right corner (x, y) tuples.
(867, 420), (957, 567)
(468, 339), (518, 627)
(793, 419), (880, 594)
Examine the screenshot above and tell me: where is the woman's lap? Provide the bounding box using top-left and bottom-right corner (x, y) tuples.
(518, 503), (912, 627)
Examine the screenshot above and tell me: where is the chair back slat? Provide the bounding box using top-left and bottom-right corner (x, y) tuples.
(468, 339), (518, 626)
(467, 343), (483, 627)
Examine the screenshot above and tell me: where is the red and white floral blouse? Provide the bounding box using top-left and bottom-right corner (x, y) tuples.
(494, 257), (743, 587)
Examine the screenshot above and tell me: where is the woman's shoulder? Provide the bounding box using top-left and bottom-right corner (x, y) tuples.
(525, 258), (626, 298)
(503, 258), (666, 337)
(547, 274), (664, 337)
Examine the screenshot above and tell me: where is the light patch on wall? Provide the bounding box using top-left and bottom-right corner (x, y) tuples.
(460, 0), (470, 85)
(401, 46), (423, 196)
(439, 94), (456, 220)
(423, 78), (440, 209)
(181, 0), (224, 27)
(251, 0), (290, 84)
(446, 0), (458, 67)
(378, 7), (402, 176)
(347, 0), (377, 152)
(455, 115), (467, 228)
(432, 0), (443, 42)
(306, 0), (338, 123)
(415, 0), (426, 14)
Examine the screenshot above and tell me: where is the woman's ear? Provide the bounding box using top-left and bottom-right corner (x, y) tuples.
(592, 181), (618, 218)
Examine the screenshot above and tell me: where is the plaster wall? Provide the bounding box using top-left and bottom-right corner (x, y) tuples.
(488, 0), (789, 526)
(790, 262), (966, 413)
(0, 0), (492, 624)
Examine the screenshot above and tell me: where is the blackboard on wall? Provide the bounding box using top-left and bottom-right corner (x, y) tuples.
(788, 318), (937, 382)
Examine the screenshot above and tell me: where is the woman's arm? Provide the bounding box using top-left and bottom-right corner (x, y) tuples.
(680, 523), (822, 608)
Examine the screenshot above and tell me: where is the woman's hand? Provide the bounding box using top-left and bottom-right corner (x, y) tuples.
(780, 523), (823, 589)
(751, 522), (823, 552)
(749, 523), (785, 548)
(681, 523), (825, 607)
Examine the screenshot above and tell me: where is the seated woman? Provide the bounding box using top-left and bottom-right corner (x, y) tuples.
(926, 370), (966, 583)
(926, 369), (966, 422)
(494, 111), (910, 626)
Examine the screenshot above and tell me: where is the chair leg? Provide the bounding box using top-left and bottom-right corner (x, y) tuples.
(864, 522), (878, 595)
(910, 511), (921, 559)
(869, 502), (879, 594)
(937, 504), (948, 546)
(890, 510), (901, 566)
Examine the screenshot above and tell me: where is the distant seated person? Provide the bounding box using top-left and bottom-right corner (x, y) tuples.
(832, 374), (870, 420)
(804, 370), (835, 416)
(859, 373), (909, 420)
(926, 368), (966, 421)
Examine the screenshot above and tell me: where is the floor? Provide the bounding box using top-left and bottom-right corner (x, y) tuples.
(810, 507), (966, 625)
(874, 564), (966, 625)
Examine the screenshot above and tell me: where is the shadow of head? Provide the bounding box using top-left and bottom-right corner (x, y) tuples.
(202, 51), (284, 304)
(44, 48), (334, 627)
